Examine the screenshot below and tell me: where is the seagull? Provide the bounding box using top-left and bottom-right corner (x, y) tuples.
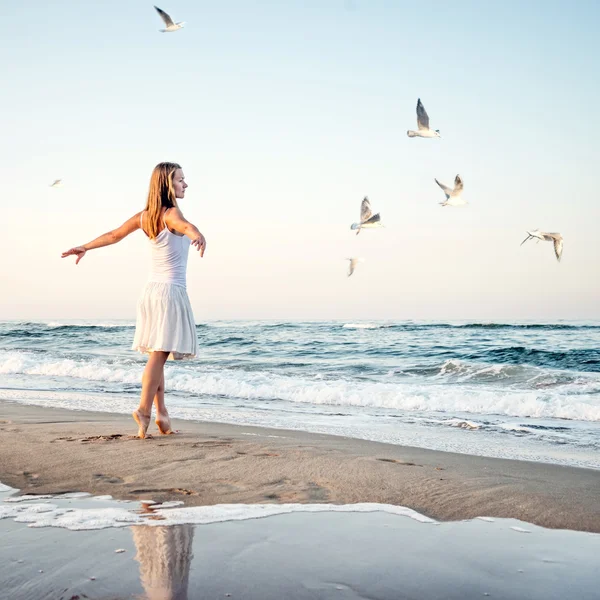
(154, 6), (185, 32)
(435, 175), (466, 206)
(346, 257), (364, 277)
(407, 99), (441, 138)
(350, 197), (383, 235)
(49, 179), (62, 188)
(520, 230), (563, 262)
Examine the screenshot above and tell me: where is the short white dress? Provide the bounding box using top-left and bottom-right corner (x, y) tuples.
(132, 211), (198, 361)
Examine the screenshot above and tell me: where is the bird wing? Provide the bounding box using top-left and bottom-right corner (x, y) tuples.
(362, 213), (381, 225)
(360, 197), (372, 222)
(51, 179), (61, 186)
(543, 233), (563, 261)
(154, 5), (175, 27)
(553, 237), (563, 261)
(453, 175), (463, 195)
(520, 233), (533, 246)
(435, 179), (452, 198)
(416, 99), (430, 130)
(348, 258), (357, 277)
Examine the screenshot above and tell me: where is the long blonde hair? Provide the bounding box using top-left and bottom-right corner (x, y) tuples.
(143, 162), (181, 239)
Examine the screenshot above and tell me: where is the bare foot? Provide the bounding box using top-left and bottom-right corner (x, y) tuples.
(155, 413), (176, 435)
(132, 410), (151, 439)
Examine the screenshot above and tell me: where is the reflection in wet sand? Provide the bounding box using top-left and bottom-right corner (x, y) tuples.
(133, 524), (195, 600)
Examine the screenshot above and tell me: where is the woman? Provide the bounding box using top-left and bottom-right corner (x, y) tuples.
(61, 162), (206, 439)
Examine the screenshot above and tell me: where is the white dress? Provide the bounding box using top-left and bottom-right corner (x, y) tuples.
(132, 210), (198, 360)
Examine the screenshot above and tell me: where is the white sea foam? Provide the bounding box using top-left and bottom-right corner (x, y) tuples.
(441, 419), (482, 430)
(0, 351), (141, 384)
(3, 494), (54, 503)
(500, 424), (536, 434)
(342, 323), (380, 329)
(510, 526), (531, 533)
(438, 359), (518, 382)
(1, 350), (600, 422)
(0, 503), (59, 520)
(0, 487), (436, 531)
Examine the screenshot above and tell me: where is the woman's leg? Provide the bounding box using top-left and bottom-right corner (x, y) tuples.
(154, 372), (175, 435)
(133, 351), (169, 438)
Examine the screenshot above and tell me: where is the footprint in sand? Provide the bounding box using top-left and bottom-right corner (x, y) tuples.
(130, 487), (197, 496)
(191, 440), (232, 448)
(22, 471), (41, 487)
(377, 458), (422, 466)
(82, 434), (135, 443)
(93, 474), (124, 484)
(52, 434), (136, 443)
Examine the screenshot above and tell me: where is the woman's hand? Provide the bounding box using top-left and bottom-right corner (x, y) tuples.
(61, 246), (87, 265)
(191, 234), (206, 257)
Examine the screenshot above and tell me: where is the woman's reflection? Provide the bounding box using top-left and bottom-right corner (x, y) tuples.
(132, 524), (195, 600)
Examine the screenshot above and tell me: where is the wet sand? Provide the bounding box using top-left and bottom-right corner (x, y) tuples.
(1, 493), (599, 600)
(1, 400), (599, 532)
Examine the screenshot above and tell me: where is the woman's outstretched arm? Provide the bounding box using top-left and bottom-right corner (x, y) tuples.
(165, 207), (207, 257)
(61, 212), (142, 264)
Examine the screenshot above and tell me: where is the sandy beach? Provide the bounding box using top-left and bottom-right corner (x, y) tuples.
(1, 400), (599, 533)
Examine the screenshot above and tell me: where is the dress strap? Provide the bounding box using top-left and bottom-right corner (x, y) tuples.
(162, 208), (170, 229)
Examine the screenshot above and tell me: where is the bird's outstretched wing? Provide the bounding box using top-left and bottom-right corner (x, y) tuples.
(154, 5), (175, 27)
(362, 213), (381, 225)
(416, 98), (430, 130)
(544, 233), (563, 261)
(453, 175), (463, 194)
(347, 258), (357, 277)
(435, 179), (452, 198)
(520, 233), (533, 246)
(360, 197), (372, 223)
(553, 237), (563, 261)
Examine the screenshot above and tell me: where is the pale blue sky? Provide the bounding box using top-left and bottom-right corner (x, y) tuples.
(1, 1), (599, 320)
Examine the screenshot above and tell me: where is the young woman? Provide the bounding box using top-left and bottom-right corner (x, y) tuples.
(62, 162), (206, 438)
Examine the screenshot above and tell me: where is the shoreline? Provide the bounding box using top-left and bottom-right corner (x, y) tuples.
(1, 400), (599, 533)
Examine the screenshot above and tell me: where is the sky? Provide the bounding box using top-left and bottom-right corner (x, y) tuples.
(1, 0), (599, 321)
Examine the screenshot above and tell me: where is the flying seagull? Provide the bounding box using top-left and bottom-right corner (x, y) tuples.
(350, 197), (383, 235)
(49, 179), (62, 188)
(154, 5), (185, 32)
(520, 230), (563, 262)
(346, 257), (364, 277)
(407, 99), (441, 138)
(435, 175), (466, 206)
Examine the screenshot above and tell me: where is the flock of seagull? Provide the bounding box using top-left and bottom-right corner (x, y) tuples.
(49, 6), (564, 274)
(345, 97), (563, 276)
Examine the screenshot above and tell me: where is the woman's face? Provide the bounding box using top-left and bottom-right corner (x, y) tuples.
(172, 169), (188, 199)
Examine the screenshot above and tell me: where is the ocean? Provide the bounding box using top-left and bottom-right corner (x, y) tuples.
(1, 319), (599, 469)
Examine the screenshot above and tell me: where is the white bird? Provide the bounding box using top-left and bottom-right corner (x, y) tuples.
(350, 197), (383, 235)
(49, 179), (62, 188)
(435, 175), (466, 207)
(154, 5), (185, 32)
(407, 98), (441, 138)
(520, 230), (563, 262)
(346, 257), (365, 277)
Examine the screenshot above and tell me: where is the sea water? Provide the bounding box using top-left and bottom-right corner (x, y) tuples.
(1, 319), (599, 468)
